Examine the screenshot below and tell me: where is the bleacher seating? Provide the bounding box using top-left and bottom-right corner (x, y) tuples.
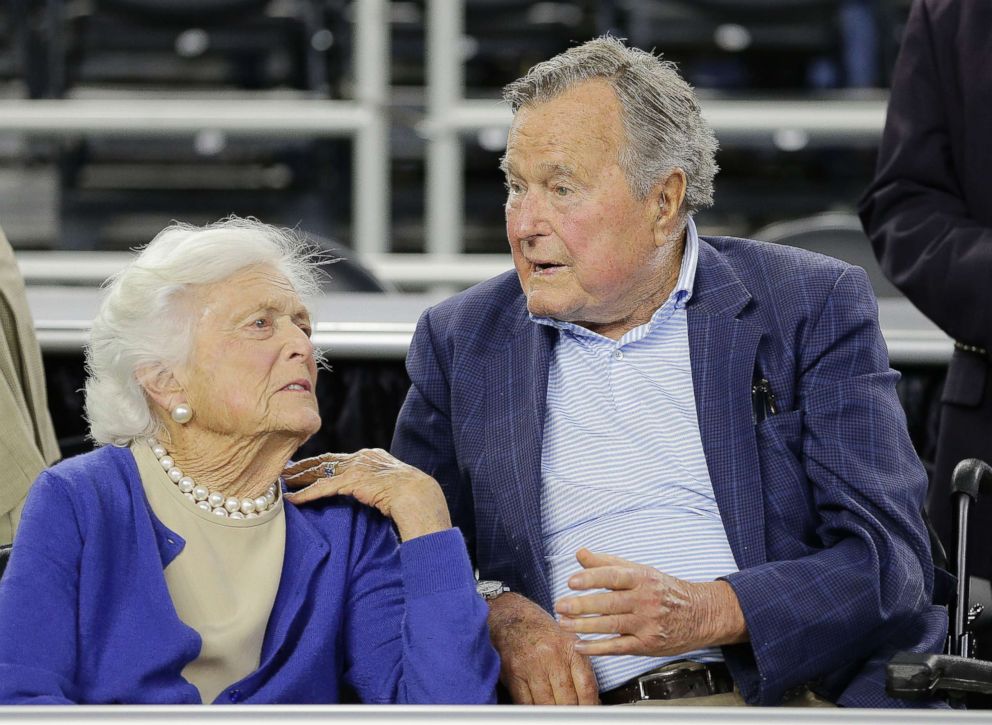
(55, 0), (329, 95)
(31, 0), (353, 252)
(0, 0), (921, 256)
(754, 211), (901, 298)
(611, 0), (868, 90)
(0, 0), (951, 471)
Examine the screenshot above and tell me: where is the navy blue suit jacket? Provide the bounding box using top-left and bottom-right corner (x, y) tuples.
(392, 235), (947, 706)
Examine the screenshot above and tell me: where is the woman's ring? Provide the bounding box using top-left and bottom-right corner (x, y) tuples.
(323, 461), (338, 478)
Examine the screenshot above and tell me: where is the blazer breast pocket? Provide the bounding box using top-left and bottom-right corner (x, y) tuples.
(755, 409), (816, 542)
(756, 409), (803, 457)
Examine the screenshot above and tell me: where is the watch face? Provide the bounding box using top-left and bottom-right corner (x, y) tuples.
(477, 580), (507, 599)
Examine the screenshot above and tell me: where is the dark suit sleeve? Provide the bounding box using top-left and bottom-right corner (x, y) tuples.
(858, 0), (992, 350)
(723, 266), (945, 706)
(391, 309), (477, 561)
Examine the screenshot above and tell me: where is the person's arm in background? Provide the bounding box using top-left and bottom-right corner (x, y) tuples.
(0, 227), (61, 544)
(0, 473), (81, 703)
(391, 310), (599, 705)
(858, 0), (992, 351)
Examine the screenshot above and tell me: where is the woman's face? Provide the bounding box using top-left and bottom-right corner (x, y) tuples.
(176, 264), (321, 444)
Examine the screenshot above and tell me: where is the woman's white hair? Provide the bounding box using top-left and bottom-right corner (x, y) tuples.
(85, 216), (325, 447)
(502, 35), (719, 216)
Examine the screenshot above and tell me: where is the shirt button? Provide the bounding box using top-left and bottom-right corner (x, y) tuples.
(228, 689), (241, 703)
(613, 349), (624, 360)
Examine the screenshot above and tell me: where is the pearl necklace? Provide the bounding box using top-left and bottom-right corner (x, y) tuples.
(148, 438), (279, 520)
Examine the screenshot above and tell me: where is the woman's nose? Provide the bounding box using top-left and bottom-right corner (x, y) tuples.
(281, 320), (313, 357)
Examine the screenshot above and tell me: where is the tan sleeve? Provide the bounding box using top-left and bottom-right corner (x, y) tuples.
(0, 227), (60, 529)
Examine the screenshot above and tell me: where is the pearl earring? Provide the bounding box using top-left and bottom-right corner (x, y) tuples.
(171, 403), (193, 424)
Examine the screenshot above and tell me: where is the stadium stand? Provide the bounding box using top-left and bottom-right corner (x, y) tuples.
(0, 0), (947, 522)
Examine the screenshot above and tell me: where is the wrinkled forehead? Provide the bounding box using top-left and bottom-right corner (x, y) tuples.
(503, 81), (626, 171)
(189, 264), (308, 323)
(502, 120), (624, 183)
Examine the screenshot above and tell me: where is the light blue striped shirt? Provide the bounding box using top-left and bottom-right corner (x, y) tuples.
(534, 218), (739, 692)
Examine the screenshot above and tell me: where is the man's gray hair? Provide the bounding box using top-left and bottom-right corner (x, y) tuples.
(84, 216), (325, 447)
(502, 35), (718, 215)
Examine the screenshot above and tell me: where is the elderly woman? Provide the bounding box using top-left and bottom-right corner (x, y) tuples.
(0, 218), (498, 704)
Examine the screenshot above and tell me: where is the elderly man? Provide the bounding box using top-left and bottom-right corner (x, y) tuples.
(392, 37), (945, 707)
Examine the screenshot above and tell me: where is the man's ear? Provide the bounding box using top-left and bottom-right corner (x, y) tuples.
(652, 169), (688, 242)
(136, 363), (184, 413)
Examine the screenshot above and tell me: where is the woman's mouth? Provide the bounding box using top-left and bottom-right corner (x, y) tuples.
(281, 380), (312, 393)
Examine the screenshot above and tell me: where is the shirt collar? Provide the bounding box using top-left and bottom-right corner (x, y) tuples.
(529, 216), (700, 338)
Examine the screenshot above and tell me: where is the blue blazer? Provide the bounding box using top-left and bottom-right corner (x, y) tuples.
(392, 235), (947, 707)
(0, 445), (498, 704)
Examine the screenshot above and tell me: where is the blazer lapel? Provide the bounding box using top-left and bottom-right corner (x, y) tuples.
(485, 315), (555, 611)
(688, 240), (767, 571)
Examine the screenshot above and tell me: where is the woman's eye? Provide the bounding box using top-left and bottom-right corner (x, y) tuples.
(252, 318), (270, 329)
(554, 185), (570, 197)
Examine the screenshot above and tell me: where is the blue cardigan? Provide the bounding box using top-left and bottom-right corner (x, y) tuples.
(0, 445), (499, 704)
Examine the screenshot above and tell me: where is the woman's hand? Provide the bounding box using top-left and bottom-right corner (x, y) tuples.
(283, 449), (452, 541)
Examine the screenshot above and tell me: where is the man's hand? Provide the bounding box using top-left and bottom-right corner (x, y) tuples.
(487, 592), (599, 705)
(555, 548), (748, 657)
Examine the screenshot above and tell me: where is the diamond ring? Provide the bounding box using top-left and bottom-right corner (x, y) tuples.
(323, 461), (338, 478)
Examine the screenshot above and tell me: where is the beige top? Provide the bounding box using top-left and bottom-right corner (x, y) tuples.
(131, 440), (286, 704)
(0, 227), (60, 542)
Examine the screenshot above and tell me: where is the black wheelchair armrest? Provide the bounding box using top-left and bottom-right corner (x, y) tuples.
(887, 651), (992, 699)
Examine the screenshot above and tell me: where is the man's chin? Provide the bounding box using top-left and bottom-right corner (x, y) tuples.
(526, 292), (577, 322)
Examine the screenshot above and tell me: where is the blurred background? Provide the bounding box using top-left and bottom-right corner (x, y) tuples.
(2, 0), (944, 468)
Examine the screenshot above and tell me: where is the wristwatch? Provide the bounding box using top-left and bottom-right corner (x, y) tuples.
(476, 580), (510, 601)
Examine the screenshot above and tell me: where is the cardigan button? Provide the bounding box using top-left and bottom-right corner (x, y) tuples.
(228, 689), (241, 703)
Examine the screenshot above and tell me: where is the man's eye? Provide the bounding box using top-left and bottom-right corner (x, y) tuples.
(554, 185), (570, 197)
(505, 181), (522, 194)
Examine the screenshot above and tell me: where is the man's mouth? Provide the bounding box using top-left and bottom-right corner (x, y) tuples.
(533, 261), (565, 274)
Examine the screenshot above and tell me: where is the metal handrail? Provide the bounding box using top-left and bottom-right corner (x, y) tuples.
(14, 251), (515, 290)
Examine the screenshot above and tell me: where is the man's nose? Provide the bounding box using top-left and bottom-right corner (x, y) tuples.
(508, 191), (551, 242)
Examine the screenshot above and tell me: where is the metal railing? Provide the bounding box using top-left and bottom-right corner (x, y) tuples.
(0, 704), (982, 724)
(24, 284), (952, 365)
(14, 250), (514, 290)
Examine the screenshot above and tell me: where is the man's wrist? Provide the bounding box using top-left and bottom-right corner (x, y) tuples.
(697, 580), (749, 646)
(477, 579), (510, 601)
